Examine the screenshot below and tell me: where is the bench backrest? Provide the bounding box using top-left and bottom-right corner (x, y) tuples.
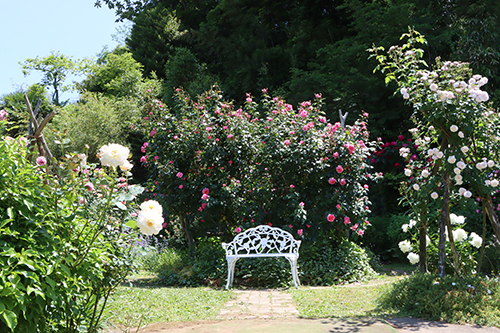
(222, 225), (301, 256)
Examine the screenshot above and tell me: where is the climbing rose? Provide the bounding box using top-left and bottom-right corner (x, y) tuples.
(327, 214), (335, 222)
(328, 177), (336, 185)
(407, 252), (419, 264)
(137, 209), (163, 235)
(398, 240), (412, 253)
(0, 109), (7, 121)
(235, 227), (242, 233)
(297, 229), (303, 236)
(202, 188), (210, 195)
(336, 165), (344, 173)
(140, 200), (163, 215)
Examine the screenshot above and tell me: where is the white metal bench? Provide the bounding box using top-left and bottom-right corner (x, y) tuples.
(221, 225), (301, 289)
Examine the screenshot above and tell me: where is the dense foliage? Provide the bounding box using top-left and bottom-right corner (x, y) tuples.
(0, 115), (149, 332)
(139, 86), (377, 250)
(378, 273), (500, 326)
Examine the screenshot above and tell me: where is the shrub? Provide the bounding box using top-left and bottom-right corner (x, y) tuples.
(377, 273), (500, 326)
(155, 238), (376, 288)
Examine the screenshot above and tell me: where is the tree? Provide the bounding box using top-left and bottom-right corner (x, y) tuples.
(20, 51), (90, 105)
(78, 46), (144, 97)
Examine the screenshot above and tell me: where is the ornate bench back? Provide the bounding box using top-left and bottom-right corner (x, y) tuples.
(223, 225), (301, 256)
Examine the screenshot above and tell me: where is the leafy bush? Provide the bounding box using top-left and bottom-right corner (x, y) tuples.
(299, 240), (377, 285)
(377, 273), (500, 326)
(0, 118), (146, 332)
(46, 92), (141, 163)
(155, 238), (376, 288)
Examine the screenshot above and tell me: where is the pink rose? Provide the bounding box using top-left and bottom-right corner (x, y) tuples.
(150, 129), (156, 137)
(201, 194), (209, 200)
(336, 165), (344, 173)
(333, 152), (339, 158)
(36, 156), (47, 166)
(202, 188), (210, 195)
(202, 203), (207, 209)
(328, 177), (336, 185)
(336, 204), (341, 209)
(357, 229), (365, 236)
(285, 139), (290, 146)
(85, 182), (94, 192)
(290, 184), (295, 189)
(299, 202), (304, 207)
(297, 229), (303, 236)
(0, 109), (7, 121)
(235, 227), (242, 233)
(327, 214), (335, 222)
(339, 179), (347, 186)
(350, 223), (358, 230)
(179, 185), (183, 189)
(176, 172), (183, 178)
(140, 156), (147, 163)
(344, 216), (350, 225)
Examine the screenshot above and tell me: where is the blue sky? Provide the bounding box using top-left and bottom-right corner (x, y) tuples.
(1, 0), (123, 101)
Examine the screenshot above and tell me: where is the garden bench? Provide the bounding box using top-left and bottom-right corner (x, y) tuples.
(221, 225), (301, 290)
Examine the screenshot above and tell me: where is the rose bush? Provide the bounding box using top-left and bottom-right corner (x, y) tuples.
(139, 86), (378, 250)
(0, 111), (159, 332)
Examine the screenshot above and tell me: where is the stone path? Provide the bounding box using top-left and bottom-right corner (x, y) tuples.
(217, 289), (299, 319)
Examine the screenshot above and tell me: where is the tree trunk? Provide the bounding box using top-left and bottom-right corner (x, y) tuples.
(179, 214), (195, 256)
(438, 173), (449, 277)
(419, 202), (428, 273)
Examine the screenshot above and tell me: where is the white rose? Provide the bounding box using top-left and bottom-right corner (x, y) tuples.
(469, 233), (483, 248)
(464, 190), (472, 198)
(99, 143), (130, 168)
(491, 179), (499, 187)
(488, 160), (495, 168)
(450, 125), (459, 132)
(140, 200), (163, 215)
(452, 228), (468, 242)
(454, 174), (463, 182)
(402, 224), (410, 233)
(398, 240), (413, 253)
(431, 192), (439, 199)
(403, 93), (410, 99)
(409, 219), (417, 228)
(413, 184), (420, 191)
(405, 168), (412, 177)
(436, 151), (444, 159)
(421, 169), (430, 178)
(407, 252), (420, 264)
(457, 161), (466, 170)
(400, 88), (408, 95)
(458, 131), (464, 138)
(447, 156), (456, 164)
(430, 83), (438, 91)
(136, 210), (164, 235)
(450, 213), (465, 225)
(453, 167), (461, 175)
(460, 146), (469, 153)
(458, 188), (467, 195)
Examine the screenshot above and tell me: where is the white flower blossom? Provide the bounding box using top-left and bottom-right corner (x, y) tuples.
(469, 232), (483, 248)
(409, 219), (417, 228)
(422, 169), (430, 178)
(407, 252), (420, 264)
(402, 224), (410, 233)
(460, 146), (469, 154)
(464, 190), (472, 198)
(430, 83), (438, 91)
(448, 156), (456, 164)
(458, 131), (464, 138)
(436, 151), (444, 159)
(137, 209), (164, 235)
(454, 174), (463, 183)
(458, 187), (467, 195)
(453, 167), (461, 175)
(450, 125), (459, 132)
(491, 179), (499, 187)
(457, 161), (467, 170)
(488, 160), (495, 168)
(140, 200), (163, 215)
(99, 144), (131, 169)
(404, 168), (412, 177)
(450, 213), (465, 225)
(413, 184), (420, 191)
(399, 240), (413, 253)
(476, 161), (487, 170)
(431, 192), (439, 199)
(453, 228), (468, 242)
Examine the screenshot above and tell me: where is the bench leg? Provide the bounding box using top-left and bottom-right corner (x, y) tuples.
(286, 257), (300, 288)
(225, 258), (238, 290)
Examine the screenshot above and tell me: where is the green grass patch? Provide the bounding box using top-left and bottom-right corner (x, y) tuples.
(291, 275), (399, 318)
(104, 282), (234, 330)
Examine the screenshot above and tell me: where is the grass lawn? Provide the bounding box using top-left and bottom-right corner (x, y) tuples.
(104, 276), (234, 330)
(290, 275), (404, 318)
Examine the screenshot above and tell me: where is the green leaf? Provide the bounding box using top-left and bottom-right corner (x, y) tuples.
(125, 219), (137, 228)
(1, 309), (17, 330)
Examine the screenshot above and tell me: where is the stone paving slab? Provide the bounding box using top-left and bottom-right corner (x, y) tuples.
(217, 289), (299, 319)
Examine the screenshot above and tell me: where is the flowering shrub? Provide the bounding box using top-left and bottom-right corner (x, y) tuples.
(370, 28), (500, 276)
(0, 112), (160, 331)
(139, 86), (378, 248)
